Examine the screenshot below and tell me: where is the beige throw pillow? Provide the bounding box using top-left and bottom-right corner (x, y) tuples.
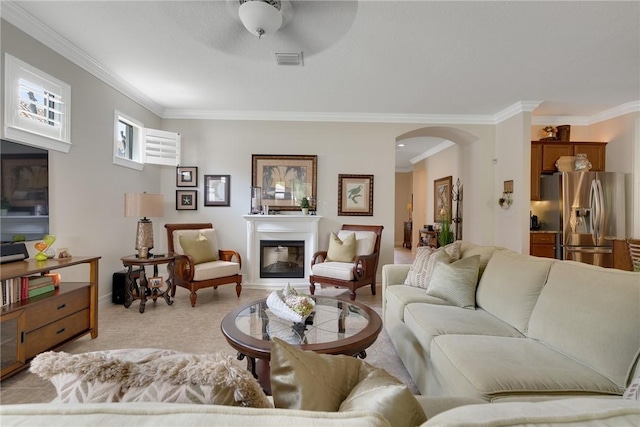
(326, 232), (356, 262)
(30, 349), (271, 408)
(269, 338), (426, 427)
(426, 255), (480, 309)
(404, 241), (462, 289)
(179, 233), (219, 264)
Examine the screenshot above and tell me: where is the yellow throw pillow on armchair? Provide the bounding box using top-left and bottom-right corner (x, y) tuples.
(179, 233), (219, 264)
(326, 232), (356, 262)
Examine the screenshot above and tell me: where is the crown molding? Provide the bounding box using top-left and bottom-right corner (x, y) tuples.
(161, 109), (498, 124)
(410, 140), (455, 164)
(493, 101), (543, 123)
(1, 1), (165, 117)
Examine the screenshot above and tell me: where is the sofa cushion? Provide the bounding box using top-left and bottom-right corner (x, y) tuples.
(424, 397), (640, 427)
(476, 249), (553, 333)
(192, 260), (240, 281)
(30, 348), (271, 407)
(430, 335), (623, 401)
(269, 338), (426, 427)
(426, 255), (480, 309)
(0, 403), (393, 427)
(403, 304), (523, 358)
(312, 261), (356, 281)
(384, 285), (451, 324)
(337, 230), (377, 256)
(179, 234), (219, 264)
(173, 228), (219, 261)
(327, 232), (356, 262)
(528, 261), (640, 388)
(403, 242), (461, 289)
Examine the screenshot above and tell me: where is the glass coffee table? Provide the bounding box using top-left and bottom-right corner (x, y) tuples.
(221, 296), (382, 392)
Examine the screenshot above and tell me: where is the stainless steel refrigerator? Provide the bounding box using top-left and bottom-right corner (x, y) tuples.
(538, 172), (625, 267)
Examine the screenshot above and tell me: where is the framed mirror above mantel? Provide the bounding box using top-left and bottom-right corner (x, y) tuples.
(0, 139), (49, 242)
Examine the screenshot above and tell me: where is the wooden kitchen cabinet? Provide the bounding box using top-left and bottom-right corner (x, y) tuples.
(572, 143), (606, 171)
(531, 141), (607, 200)
(0, 256), (100, 380)
(530, 232), (557, 259)
(541, 144), (573, 172)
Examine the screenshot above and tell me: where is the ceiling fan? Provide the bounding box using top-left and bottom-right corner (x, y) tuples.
(213, 0), (358, 59)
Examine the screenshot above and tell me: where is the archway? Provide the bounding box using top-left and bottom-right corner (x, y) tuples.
(394, 126), (485, 249)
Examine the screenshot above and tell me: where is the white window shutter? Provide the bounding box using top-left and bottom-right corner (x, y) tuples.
(143, 128), (180, 166)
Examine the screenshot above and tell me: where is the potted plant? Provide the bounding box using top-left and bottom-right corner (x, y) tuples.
(1, 196), (10, 216)
(300, 197), (310, 215)
(438, 218), (454, 247)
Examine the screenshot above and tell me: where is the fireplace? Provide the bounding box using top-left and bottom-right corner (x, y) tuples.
(244, 214), (322, 287)
(260, 240), (304, 279)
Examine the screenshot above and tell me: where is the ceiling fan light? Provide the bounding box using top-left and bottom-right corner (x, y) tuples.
(239, 0), (283, 38)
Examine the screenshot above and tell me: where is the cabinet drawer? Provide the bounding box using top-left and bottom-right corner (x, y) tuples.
(531, 233), (556, 244)
(24, 309), (90, 359)
(531, 245), (557, 259)
(25, 287), (90, 331)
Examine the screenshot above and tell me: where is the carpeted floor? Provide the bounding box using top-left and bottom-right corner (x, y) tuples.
(0, 251), (417, 404)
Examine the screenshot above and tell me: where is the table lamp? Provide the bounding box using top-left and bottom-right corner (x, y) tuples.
(124, 192), (164, 258)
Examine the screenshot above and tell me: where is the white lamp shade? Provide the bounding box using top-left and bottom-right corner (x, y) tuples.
(124, 193), (164, 218)
(239, 0), (283, 37)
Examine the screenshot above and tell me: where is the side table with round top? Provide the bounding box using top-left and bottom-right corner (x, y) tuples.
(221, 296), (383, 393)
(120, 254), (176, 313)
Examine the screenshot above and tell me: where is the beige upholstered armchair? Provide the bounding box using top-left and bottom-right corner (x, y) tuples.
(309, 224), (383, 301)
(165, 223), (242, 307)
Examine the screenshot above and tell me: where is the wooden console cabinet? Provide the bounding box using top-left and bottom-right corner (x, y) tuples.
(403, 221), (412, 249)
(0, 256), (99, 380)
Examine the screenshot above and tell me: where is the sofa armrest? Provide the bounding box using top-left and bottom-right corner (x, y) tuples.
(382, 264), (411, 288)
(219, 250), (242, 268)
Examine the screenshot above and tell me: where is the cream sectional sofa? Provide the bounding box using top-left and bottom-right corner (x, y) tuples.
(382, 241), (640, 402)
(2, 396), (639, 426)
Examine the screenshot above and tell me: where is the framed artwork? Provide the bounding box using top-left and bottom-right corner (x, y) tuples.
(251, 154), (317, 211)
(176, 190), (197, 210)
(1, 154), (48, 210)
(338, 174), (374, 216)
(149, 277), (163, 288)
(204, 174), (230, 207)
(434, 176), (453, 222)
(176, 166), (198, 187)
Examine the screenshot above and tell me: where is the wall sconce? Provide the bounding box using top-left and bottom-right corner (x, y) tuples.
(124, 192), (164, 258)
(498, 180), (513, 210)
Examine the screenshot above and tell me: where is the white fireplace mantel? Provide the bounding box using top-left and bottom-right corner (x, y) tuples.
(243, 215), (322, 288)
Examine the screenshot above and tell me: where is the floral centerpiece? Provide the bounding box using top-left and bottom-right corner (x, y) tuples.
(266, 284), (315, 323)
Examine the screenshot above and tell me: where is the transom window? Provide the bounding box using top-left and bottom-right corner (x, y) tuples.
(3, 54), (71, 153)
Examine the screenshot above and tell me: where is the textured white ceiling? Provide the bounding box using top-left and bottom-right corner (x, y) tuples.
(4, 0), (639, 168)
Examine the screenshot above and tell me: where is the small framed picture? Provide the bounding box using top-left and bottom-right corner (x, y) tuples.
(338, 174), (374, 216)
(176, 190), (197, 210)
(149, 276), (163, 288)
(176, 166), (198, 187)
(204, 174), (231, 207)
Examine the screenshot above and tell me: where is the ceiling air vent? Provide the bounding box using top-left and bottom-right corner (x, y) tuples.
(273, 51), (303, 66)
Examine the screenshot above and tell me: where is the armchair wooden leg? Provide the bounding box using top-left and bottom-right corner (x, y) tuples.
(235, 282), (242, 297)
(309, 283), (316, 295)
(370, 283), (376, 295)
(189, 291), (197, 307)
(348, 290), (357, 301)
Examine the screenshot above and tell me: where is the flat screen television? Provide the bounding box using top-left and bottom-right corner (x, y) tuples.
(1, 139), (49, 243)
